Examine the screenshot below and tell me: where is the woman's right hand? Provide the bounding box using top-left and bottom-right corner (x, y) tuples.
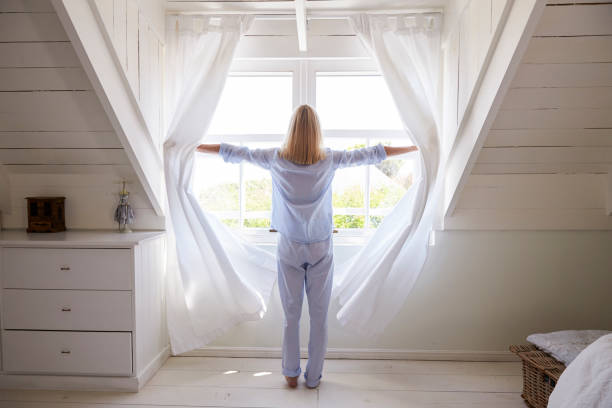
(196, 144), (220, 154)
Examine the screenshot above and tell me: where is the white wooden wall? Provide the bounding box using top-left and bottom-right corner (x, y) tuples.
(0, 0), (162, 230)
(92, 0), (165, 153)
(446, 2), (612, 230)
(442, 0), (511, 153)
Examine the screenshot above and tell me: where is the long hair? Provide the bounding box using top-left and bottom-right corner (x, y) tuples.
(279, 104), (326, 165)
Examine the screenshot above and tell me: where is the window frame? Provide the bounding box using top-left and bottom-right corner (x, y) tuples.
(200, 44), (415, 244)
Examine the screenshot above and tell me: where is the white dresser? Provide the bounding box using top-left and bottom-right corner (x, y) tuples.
(0, 230), (168, 391)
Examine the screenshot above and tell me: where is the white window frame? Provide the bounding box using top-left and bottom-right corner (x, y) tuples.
(200, 22), (414, 244)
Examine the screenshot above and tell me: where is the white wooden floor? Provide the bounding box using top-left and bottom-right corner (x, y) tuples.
(0, 356), (527, 407)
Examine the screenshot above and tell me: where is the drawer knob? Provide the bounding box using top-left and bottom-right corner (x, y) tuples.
(61, 307), (71, 312)
(60, 349), (71, 354)
(60, 266), (71, 271)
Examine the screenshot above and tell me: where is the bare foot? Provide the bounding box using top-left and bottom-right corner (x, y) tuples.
(285, 375), (298, 388)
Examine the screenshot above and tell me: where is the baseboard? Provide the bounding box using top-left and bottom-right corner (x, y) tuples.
(180, 346), (519, 362)
(136, 344), (171, 390)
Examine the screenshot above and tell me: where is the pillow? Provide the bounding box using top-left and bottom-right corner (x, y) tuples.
(526, 329), (611, 366)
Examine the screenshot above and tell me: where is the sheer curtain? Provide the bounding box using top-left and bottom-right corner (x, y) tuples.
(163, 13), (443, 353)
(163, 15), (277, 355)
(332, 14), (442, 336)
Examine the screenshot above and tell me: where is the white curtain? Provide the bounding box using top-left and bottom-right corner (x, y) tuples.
(163, 13), (442, 353)
(332, 14), (442, 336)
(163, 15), (277, 355)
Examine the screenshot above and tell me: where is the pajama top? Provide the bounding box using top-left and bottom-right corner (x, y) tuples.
(219, 142), (387, 244)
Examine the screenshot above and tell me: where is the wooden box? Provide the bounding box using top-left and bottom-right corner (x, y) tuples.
(26, 197), (66, 233)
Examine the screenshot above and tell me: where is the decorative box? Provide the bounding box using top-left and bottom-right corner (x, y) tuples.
(26, 197), (66, 233)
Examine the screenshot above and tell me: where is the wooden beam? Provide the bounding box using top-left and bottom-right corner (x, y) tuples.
(295, 0), (307, 52)
(443, 0), (547, 219)
(51, 0), (164, 217)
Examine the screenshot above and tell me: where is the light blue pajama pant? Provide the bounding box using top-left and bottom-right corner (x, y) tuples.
(276, 233), (334, 387)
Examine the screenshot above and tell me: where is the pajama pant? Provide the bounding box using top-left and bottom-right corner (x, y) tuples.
(276, 233), (334, 388)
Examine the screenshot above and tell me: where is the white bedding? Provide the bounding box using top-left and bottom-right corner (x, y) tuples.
(548, 333), (612, 408)
(527, 329), (611, 366)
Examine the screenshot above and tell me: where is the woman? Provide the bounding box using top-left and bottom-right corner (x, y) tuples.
(197, 104), (417, 389)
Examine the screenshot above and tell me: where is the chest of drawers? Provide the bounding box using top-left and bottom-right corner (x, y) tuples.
(0, 230), (168, 391)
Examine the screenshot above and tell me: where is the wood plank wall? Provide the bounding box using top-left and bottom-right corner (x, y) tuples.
(443, 0), (510, 154)
(92, 0), (164, 152)
(447, 2), (612, 230)
(0, 0), (162, 230)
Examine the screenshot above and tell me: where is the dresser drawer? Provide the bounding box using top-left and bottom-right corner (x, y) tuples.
(2, 289), (133, 331)
(2, 248), (132, 290)
(2, 330), (133, 375)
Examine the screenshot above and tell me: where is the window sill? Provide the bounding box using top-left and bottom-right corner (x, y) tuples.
(240, 229), (374, 246)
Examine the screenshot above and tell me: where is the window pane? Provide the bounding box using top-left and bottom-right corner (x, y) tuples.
(316, 75), (403, 130)
(327, 138), (366, 229)
(243, 142), (275, 228)
(369, 139), (416, 228)
(208, 75), (293, 135)
(193, 154), (240, 228)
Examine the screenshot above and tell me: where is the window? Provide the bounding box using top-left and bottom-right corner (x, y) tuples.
(316, 73), (414, 230)
(193, 31), (416, 240)
(192, 74), (292, 229)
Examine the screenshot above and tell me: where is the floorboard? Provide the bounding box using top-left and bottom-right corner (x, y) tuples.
(0, 357), (526, 408)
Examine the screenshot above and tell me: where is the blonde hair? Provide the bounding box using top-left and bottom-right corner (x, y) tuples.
(279, 104), (326, 165)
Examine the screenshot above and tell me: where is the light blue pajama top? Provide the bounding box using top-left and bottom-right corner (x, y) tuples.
(219, 142), (387, 244)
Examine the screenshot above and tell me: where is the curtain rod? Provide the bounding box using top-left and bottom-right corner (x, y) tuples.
(166, 9), (443, 17)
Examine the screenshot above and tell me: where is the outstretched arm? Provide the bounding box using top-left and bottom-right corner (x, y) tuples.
(196, 144), (220, 154)
(333, 144), (419, 169)
(198, 142), (275, 169)
(384, 145), (418, 157)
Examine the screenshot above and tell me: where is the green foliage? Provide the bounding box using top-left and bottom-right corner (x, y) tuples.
(221, 219), (239, 228)
(331, 185), (365, 229)
(198, 140), (414, 229)
(370, 216), (384, 228)
(332, 185), (364, 208)
(348, 143), (366, 150)
(333, 215), (364, 229)
(245, 179), (272, 211)
(370, 184), (405, 209)
(244, 218), (271, 228)
(198, 182), (239, 211)
(375, 159), (402, 179)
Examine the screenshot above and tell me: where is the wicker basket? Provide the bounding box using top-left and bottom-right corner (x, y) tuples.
(510, 344), (566, 408)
